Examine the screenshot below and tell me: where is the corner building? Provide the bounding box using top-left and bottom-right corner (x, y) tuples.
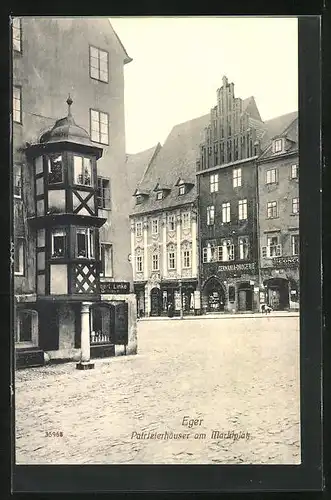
(257, 113), (299, 310)
(196, 76), (266, 313)
(12, 18), (137, 367)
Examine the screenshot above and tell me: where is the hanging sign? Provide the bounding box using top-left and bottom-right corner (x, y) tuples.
(100, 281), (130, 294)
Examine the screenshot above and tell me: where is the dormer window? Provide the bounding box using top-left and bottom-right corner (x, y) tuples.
(156, 191), (163, 200)
(136, 195), (143, 205)
(273, 138), (284, 154)
(179, 185), (186, 196)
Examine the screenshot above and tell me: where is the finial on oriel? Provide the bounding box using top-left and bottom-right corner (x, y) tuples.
(66, 94), (73, 115)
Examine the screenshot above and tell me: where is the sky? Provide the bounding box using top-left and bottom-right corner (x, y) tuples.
(110, 17), (298, 154)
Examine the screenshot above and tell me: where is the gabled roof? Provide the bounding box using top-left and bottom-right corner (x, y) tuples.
(131, 114), (210, 215)
(126, 143), (161, 196)
(259, 111), (298, 159)
(108, 20), (132, 64)
(243, 96), (262, 122)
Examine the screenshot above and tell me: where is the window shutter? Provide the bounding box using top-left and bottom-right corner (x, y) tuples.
(113, 302), (128, 345)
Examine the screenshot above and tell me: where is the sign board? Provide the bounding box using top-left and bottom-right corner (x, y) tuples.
(100, 281), (130, 294)
(218, 262), (256, 275)
(272, 256), (299, 268)
(194, 290), (201, 309)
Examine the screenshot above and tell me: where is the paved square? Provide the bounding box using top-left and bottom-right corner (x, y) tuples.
(15, 316), (300, 464)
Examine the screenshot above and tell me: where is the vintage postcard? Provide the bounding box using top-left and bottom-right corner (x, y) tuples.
(11, 15), (322, 491)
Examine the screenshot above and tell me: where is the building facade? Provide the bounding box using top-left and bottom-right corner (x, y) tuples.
(12, 17), (137, 367)
(257, 115), (299, 310)
(196, 76), (266, 313)
(130, 115), (209, 316)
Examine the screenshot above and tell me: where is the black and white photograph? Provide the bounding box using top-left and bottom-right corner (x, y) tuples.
(11, 16), (304, 469)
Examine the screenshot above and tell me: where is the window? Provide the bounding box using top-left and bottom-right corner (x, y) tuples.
(238, 199), (247, 220)
(262, 235), (282, 258)
(238, 236), (249, 260)
(74, 156), (92, 186)
(136, 195), (143, 205)
(168, 251), (176, 269)
(97, 177), (111, 208)
(48, 154), (63, 184)
(100, 243), (113, 277)
(136, 255), (143, 272)
(16, 311), (34, 343)
(156, 191), (163, 200)
(13, 18), (22, 53)
(183, 249), (191, 268)
(152, 253), (159, 271)
(292, 197), (299, 214)
(291, 234), (299, 256)
(76, 227), (95, 258)
(168, 214), (175, 231)
(90, 109), (109, 145)
(14, 238), (25, 275)
(179, 184), (186, 195)
(210, 173), (218, 193)
(273, 138), (283, 153)
(222, 202), (230, 223)
(136, 222), (142, 237)
(221, 239), (234, 261)
(206, 241), (218, 262)
(13, 86), (22, 123)
(51, 229), (66, 258)
(202, 247), (208, 263)
(266, 168), (277, 184)
(291, 164), (298, 179)
(152, 219), (159, 234)
(267, 201), (278, 218)
(89, 46), (109, 83)
(182, 212), (190, 229)
(207, 205), (215, 225)
(14, 164), (22, 198)
(233, 167), (241, 188)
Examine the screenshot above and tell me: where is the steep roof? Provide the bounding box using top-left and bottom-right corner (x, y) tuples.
(243, 96), (262, 121)
(108, 20), (132, 64)
(126, 143), (161, 196)
(131, 114), (210, 215)
(261, 111), (298, 148)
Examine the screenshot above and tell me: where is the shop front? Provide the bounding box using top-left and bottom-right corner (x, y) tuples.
(160, 280), (197, 316)
(261, 256), (300, 311)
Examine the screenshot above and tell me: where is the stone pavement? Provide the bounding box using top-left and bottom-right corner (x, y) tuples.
(14, 316), (301, 465)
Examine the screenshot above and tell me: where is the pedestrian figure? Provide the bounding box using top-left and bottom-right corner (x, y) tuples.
(167, 302), (174, 318)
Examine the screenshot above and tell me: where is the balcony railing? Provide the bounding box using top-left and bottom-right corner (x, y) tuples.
(90, 330), (111, 344)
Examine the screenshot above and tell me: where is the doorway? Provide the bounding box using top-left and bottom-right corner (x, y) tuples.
(237, 282), (253, 311)
(202, 277), (226, 312)
(150, 287), (161, 316)
(265, 278), (289, 310)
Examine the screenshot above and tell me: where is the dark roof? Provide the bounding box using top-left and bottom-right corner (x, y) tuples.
(259, 111), (298, 157)
(131, 114), (210, 215)
(243, 96), (262, 121)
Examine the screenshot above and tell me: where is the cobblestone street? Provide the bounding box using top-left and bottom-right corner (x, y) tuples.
(14, 316), (300, 465)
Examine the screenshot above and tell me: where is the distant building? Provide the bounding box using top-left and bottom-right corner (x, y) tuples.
(257, 113), (299, 310)
(12, 17), (137, 367)
(130, 116), (209, 316)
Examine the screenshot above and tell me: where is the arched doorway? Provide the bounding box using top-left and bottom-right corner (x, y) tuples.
(150, 287), (161, 316)
(264, 278), (289, 310)
(237, 282), (253, 311)
(202, 277), (226, 312)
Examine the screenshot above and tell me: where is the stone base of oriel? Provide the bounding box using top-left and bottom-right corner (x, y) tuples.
(76, 361), (95, 370)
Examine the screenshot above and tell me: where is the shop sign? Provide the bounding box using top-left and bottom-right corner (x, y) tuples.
(100, 281), (130, 294)
(272, 256), (299, 268)
(217, 262), (256, 275)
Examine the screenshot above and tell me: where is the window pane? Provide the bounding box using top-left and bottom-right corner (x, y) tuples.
(77, 230), (87, 257)
(90, 46), (98, 59)
(90, 66), (99, 79)
(74, 156), (83, 184)
(48, 154), (63, 184)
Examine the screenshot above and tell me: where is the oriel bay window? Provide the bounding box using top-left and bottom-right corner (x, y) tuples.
(48, 154), (63, 184)
(76, 227), (95, 258)
(74, 155), (92, 186)
(51, 229), (66, 258)
(238, 236), (249, 260)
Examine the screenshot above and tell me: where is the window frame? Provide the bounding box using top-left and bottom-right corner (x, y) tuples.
(51, 228), (67, 259)
(89, 45), (109, 83)
(238, 236), (249, 260)
(207, 205), (215, 226)
(156, 191), (163, 200)
(13, 85), (22, 124)
(14, 164), (22, 199)
(291, 234), (299, 256)
(222, 202), (231, 223)
(182, 249), (191, 269)
(136, 254), (143, 273)
(267, 201), (278, 219)
(151, 218), (159, 235)
(168, 250), (176, 270)
(266, 168), (277, 184)
(14, 238), (25, 276)
(90, 108), (109, 145)
(273, 138), (283, 153)
(182, 212), (190, 229)
(179, 184), (186, 196)
(12, 17), (22, 53)
(292, 197), (299, 214)
(73, 155), (93, 187)
(135, 221), (142, 237)
(75, 227), (95, 259)
(233, 167), (242, 188)
(168, 214), (175, 231)
(100, 242), (113, 277)
(97, 176), (111, 209)
(238, 199), (248, 220)
(152, 253), (159, 271)
(291, 163), (299, 179)
(210, 173), (219, 193)
(47, 153), (64, 185)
